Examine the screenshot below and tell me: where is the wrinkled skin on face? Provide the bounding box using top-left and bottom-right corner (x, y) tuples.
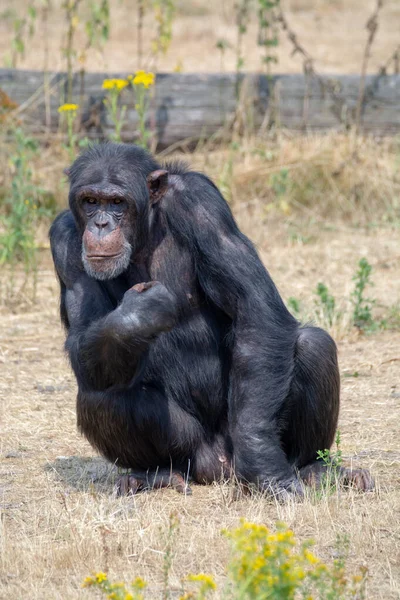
(67, 144), (160, 281)
(78, 189), (133, 281)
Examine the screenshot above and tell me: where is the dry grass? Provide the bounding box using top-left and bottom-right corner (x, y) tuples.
(2, 130), (399, 231)
(0, 0), (399, 75)
(1, 1), (400, 595)
(1, 205), (399, 598)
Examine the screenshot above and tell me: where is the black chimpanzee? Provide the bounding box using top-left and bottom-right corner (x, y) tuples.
(50, 143), (373, 497)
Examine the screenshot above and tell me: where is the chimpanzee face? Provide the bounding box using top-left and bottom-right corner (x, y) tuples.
(76, 184), (133, 281)
(67, 145), (168, 281)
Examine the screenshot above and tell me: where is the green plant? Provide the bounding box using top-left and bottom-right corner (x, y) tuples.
(315, 282), (336, 327)
(58, 102), (79, 161)
(216, 38), (231, 72)
(287, 296), (301, 316)
(102, 78), (129, 142)
(234, 0), (253, 97)
(85, 0), (110, 52)
(267, 168), (291, 215)
(83, 572), (146, 599)
(380, 302), (400, 331)
(351, 258), (375, 330)
(84, 519), (367, 600)
(129, 71), (156, 148)
(316, 430), (343, 494)
(270, 168), (289, 197)
(63, 0), (110, 103)
(217, 142), (239, 203)
(162, 512), (180, 600)
(257, 0), (280, 76)
(151, 0), (176, 69)
(0, 128), (48, 299)
(2, 2), (37, 67)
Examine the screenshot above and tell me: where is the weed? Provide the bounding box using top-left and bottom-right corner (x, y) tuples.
(217, 142), (239, 203)
(316, 431), (343, 495)
(234, 0), (253, 97)
(58, 103), (79, 161)
(288, 230), (315, 245)
(315, 282), (337, 328)
(380, 302), (400, 331)
(351, 258), (376, 331)
(2, 3), (37, 67)
(287, 296), (301, 316)
(83, 572), (146, 599)
(84, 519), (367, 600)
(63, 0), (110, 103)
(130, 71), (156, 149)
(151, 0), (176, 68)
(267, 168), (291, 215)
(162, 512), (180, 600)
(257, 0), (280, 76)
(102, 78), (129, 142)
(216, 38), (231, 72)
(0, 128), (48, 300)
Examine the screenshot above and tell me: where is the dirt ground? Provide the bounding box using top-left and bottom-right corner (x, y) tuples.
(0, 218), (399, 599)
(0, 0), (399, 75)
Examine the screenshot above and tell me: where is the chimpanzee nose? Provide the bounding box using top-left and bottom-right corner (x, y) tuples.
(94, 212), (110, 229)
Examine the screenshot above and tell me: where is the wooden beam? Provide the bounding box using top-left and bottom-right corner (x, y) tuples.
(1, 69), (399, 146)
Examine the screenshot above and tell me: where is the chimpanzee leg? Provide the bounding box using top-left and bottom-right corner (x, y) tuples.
(280, 326), (340, 470)
(281, 326), (374, 491)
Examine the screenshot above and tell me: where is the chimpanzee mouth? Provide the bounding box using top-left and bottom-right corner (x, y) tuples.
(82, 241), (132, 280)
(86, 253), (122, 261)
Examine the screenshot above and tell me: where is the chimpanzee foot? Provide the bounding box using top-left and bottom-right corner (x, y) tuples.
(116, 469), (192, 496)
(339, 466), (375, 491)
(235, 477), (305, 502)
(267, 478), (306, 503)
(299, 462), (374, 492)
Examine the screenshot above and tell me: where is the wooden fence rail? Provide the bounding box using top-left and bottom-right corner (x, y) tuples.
(1, 69), (400, 147)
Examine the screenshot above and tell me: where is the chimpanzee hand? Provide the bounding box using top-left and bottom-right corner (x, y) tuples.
(110, 281), (178, 338)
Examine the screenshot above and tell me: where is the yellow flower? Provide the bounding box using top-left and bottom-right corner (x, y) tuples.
(102, 78), (129, 91)
(132, 70), (155, 89)
(173, 60), (183, 73)
(132, 577), (146, 589)
(58, 103), (79, 112)
(95, 572), (108, 583)
(187, 573), (216, 590)
(303, 549), (320, 565)
(82, 576), (94, 587)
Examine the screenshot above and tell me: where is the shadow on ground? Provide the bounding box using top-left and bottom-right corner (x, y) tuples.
(45, 455), (118, 493)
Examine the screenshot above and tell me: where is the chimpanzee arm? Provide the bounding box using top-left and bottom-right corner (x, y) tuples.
(166, 172), (300, 490)
(50, 211), (177, 390)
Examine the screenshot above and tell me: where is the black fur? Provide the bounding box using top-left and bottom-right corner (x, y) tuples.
(50, 142), (340, 494)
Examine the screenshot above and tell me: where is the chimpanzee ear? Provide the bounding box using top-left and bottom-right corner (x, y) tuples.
(147, 169), (169, 204)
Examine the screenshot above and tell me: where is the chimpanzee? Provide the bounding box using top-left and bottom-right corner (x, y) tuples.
(50, 143), (373, 497)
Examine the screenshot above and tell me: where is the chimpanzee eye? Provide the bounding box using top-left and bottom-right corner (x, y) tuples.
(113, 198), (122, 205)
(85, 197), (97, 205)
